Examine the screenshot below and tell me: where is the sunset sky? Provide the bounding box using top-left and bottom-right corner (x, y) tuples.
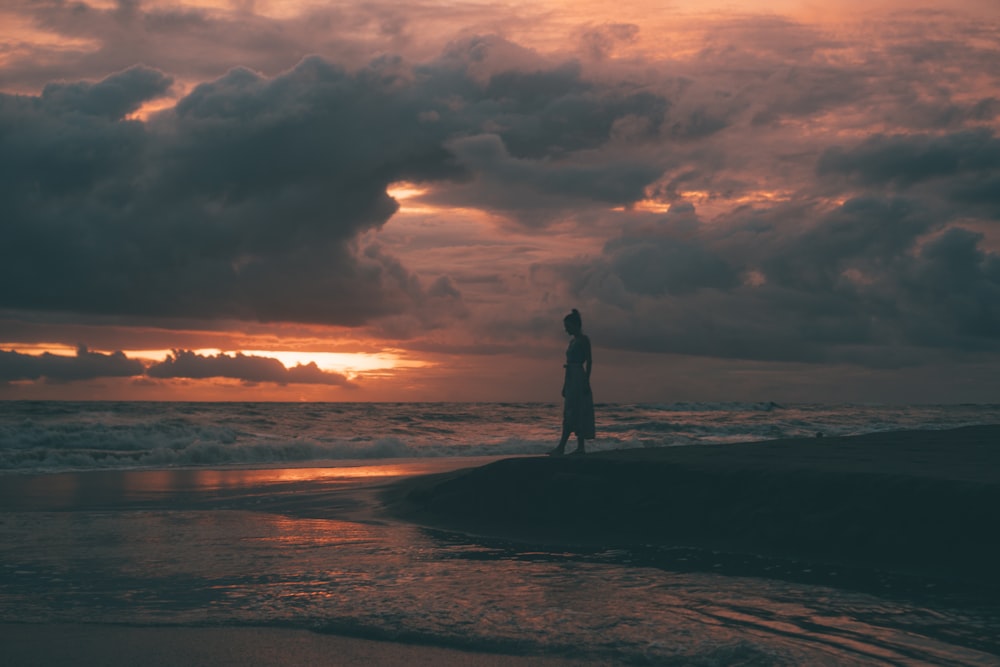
(1, 0), (998, 402)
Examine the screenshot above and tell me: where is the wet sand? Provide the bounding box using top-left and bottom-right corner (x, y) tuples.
(4, 427), (999, 664)
(4, 458), (599, 667)
(385, 425), (1000, 585)
(0, 456), (507, 514)
(0, 623), (607, 667)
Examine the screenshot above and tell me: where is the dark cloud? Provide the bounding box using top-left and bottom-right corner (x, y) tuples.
(597, 205), (741, 297)
(746, 65), (874, 129)
(146, 350), (353, 386)
(818, 130), (1000, 188)
(756, 197), (939, 292)
(472, 60), (668, 158)
(0, 45), (669, 325)
(0, 345), (144, 383)
(817, 130), (1000, 219)
(0, 57), (444, 325)
(4, 2), (999, 398)
(40, 65), (173, 120)
(897, 227), (1000, 345)
(560, 196), (1000, 366)
(427, 275), (461, 299)
(443, 133), (661, 219)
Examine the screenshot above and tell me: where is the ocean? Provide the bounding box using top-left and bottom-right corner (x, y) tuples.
(2, 402), (999, 665)
(3, 401), (1000, 473)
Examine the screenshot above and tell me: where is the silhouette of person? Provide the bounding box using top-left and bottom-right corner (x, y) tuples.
(549, 308), (595, 456)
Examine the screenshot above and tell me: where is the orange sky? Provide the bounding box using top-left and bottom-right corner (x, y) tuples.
(1, 0), (998, 401)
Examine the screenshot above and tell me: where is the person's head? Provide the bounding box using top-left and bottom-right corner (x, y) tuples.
(563, 308), (583, 335)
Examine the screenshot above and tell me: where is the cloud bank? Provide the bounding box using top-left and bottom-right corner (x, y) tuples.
(2, 1), (999, 400)
(0, 347), (353, 386)
(147, 350), (354, 386)
(0, 346), (143, 383)
(1, 42), (667, 326)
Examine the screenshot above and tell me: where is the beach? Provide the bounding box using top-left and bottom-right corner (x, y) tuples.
(387, 424), (1000, 587)
(2, 424), (1000, 665)
(0, 623), (601, 667)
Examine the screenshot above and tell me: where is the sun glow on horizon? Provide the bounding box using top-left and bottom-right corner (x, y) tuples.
(1, 344), (431, 380)
(0, 343), (79, 356)
(238, 349), (430, 376)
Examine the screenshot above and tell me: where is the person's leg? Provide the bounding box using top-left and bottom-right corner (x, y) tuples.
(570, 435), (585, 455)
(549, 427), (571, 456)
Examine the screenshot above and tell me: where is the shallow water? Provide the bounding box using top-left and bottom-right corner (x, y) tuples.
(1, 462), (997, 665)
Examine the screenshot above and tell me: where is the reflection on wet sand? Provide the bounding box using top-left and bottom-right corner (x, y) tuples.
(0, 457), (503, 512)
(1, 451), (999, 664)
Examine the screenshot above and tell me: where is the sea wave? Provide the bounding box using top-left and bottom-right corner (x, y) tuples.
(2, 401), (1000, 473)
(0, 438), (561, 474)
(632, 401), (785, 412)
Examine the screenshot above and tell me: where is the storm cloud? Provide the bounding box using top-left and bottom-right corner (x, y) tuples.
(2, 0), (999, 400)
(818, 130), (1000, 218)
(562, 194), (1000, 366)
(1, 45), (668, 325)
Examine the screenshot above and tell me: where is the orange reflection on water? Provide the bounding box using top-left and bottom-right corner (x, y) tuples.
(265, 462), (443, 483)
(256, 515), (376, 549)
(114, 461), (438, 495)
(0, 457), (498, 512)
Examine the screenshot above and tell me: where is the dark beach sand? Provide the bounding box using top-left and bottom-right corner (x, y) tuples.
(5, 428), (999, 665)
(3, 458), (609, 667)
(0, 623), (606, 667)
(385, 425), (1000, 587)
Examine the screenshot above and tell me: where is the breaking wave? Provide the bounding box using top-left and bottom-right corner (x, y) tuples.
(2, 401), (999, 473)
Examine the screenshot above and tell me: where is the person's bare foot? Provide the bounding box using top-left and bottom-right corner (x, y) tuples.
(569, 448), (585, 456)
(547, 447), (565, 457)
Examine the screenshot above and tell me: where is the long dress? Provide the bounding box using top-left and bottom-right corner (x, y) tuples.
(562, 336), (596, 439)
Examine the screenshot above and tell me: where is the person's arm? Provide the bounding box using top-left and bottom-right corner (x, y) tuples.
(583, 336), (592, 388)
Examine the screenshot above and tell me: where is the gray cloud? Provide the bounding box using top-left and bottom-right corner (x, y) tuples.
(4, 2), (1000, 395)
(604, 204), (741, 297)
(560, 194), (1000, 365)
(473, 59), (668, 158)
(442, 133), (661, 222)
(897, 227), (1000, 345)
(39, 65), (173, 120)
(0, 44), (670, 325)
(0, 345), (144, 382)
(1, 58), (431, 325)
(818, 130), (1000, 189)
(756, 197), (940, 292)
(146, 350), (354, 386)
(817, 130), (1000, 221)
(1, 0), (369, 90)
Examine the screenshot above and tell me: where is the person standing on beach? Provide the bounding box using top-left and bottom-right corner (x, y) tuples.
(550, 308), (595, 456)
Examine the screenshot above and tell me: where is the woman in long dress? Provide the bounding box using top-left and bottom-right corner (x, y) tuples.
(549, 308), (595, 456)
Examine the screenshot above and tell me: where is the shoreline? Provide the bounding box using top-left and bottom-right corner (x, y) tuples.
(0, 456), (508, 514)
(383, 425), (1000, 589)
(3, 426), (1000, 664)
(0, 623), (606, 667)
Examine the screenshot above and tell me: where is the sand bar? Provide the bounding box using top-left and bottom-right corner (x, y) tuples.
(385, 425), (1000, 585)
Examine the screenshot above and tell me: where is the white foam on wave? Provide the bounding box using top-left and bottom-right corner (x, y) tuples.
(3, 401), (1000, 473)
(0, 430), (557, 473)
